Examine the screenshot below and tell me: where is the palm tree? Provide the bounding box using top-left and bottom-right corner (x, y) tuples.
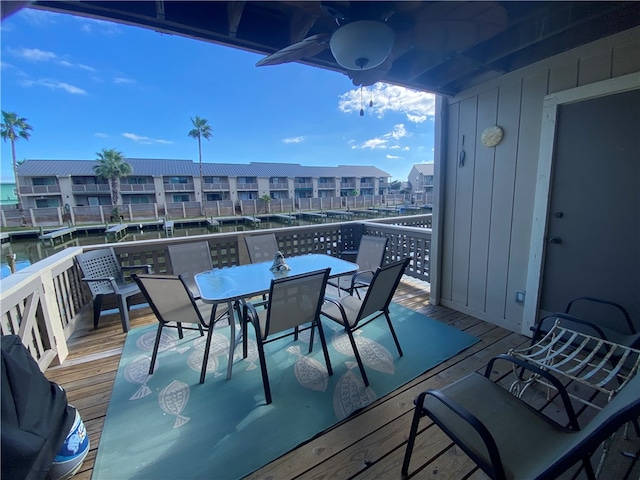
(93, 148), (132, 221)
(188, 115), (213, 214)
(1, 110), (33, 218)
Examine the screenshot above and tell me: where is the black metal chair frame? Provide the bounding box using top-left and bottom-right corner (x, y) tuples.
(242, 268), (333, 404)
(132, 273), (226, 384)
(321, 258), (409, 387)
(402, 354), (640, 480)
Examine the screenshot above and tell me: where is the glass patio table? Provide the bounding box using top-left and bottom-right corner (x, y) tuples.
(195, 254), (359, 379)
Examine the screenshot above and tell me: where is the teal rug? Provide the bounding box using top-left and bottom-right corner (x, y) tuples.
(93, 303), (478, 479)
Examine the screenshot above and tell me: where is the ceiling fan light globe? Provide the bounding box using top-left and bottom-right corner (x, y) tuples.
(330, 20), (395, 71)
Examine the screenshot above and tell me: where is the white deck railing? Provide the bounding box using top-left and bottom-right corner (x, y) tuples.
(0, 215), (431, 371)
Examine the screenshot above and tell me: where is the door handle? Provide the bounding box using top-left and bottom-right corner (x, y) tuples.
(549, 237), (562, 244)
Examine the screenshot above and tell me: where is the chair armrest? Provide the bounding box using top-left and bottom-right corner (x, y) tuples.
(414, 388), (506, 478)
(530, 313), (608, 343)
(485, 354), (580, 431)
(351, 270), (374, 285)
(565, 296), (636, 334)
(81, 276), (120, 294)
(321, 296), (349, 322)
(243, 300), (260, 325)
(121, 264), (153, 274)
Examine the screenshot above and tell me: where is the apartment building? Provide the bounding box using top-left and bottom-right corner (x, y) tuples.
(408, 163), (434, 204)
(15, 159), (391, 209)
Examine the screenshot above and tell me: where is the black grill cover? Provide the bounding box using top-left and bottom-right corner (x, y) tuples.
(1, 335), (75, 480)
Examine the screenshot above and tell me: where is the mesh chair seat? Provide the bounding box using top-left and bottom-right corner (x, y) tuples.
(243, 268), (332, 404)
(328, 235), (387, 297)
(402, 355), (640, 480)
(244, 233), (279, 264)
(321, 258), (409, 386)
(133, 273), (229, 384)
(167, 241), (214, 299)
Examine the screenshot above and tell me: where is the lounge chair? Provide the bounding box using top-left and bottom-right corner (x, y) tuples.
(401, 354), (640, 480)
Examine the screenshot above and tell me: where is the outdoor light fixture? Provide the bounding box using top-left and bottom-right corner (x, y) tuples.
(329, 20), (395, 70)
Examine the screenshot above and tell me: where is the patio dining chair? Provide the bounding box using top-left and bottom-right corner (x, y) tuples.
(244, 233), (279, 264)
(328, 235), (387, 297)
(321, 258), (409, 386)
(132, 273), (226, 384)
(167, 241), (214, 299)
(401, 354), (640, 480)
(76, 248), (152, 332)
(242, 268), (332, 404)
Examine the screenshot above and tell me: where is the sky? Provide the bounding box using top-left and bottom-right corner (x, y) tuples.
(0, 6), (435, 183)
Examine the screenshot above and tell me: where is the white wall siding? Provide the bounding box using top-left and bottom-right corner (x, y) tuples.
(439, 26), (640, 333)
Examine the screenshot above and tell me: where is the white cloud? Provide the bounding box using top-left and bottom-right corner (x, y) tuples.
(59, 60), (96, 72)
(94, 133), (108, 138)
(360, 138), (388, 150)
(76, 17), (122, 35)
(122, 133), (172, 145)
(10, 47), (57, 62)
(21, 79), (87, 95)
(114, 77), (134, 85)
(17, 9), (58, 26)
(386, 154), (402, 159)
(338, 83), (435, 123)
(282, 136), (305, 144)
(351, 123), (412, 151)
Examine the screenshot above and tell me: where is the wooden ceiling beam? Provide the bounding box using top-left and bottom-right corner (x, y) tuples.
(227, 1), (245, 38)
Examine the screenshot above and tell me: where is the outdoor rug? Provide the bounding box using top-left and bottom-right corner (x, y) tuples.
(93, 303), (479, 479)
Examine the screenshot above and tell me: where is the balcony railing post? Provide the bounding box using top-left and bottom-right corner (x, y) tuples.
(39, 269), (69, 366)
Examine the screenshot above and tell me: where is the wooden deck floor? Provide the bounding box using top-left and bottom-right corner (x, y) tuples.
(45, 279), (639, 480)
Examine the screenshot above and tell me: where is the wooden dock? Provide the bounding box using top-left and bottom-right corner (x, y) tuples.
(325, 210), (354, 219)
(300, 211), (326, 222)
(39, 227), (76, 246)
(105, 224), (128, 242)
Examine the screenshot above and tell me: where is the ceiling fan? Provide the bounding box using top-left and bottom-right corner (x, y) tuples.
(255, 1), (509, 87)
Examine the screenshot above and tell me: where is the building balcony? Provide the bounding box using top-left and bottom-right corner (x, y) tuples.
(317, 183), (336, 189)
(19, 185), (61, 195)
(236, 184), (258, 191)
(120, 184), (155, 192)
(269, 183), (289, 190)
(294, 183), (313, 189)
(163, 183), (194, 191)
(203, 182), (230, 191)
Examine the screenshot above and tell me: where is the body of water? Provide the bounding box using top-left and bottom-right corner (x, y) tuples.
(0, 217), (347, 279)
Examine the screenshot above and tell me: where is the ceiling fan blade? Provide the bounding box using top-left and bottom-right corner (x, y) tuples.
(347, 58), (392, 87)
(256, 33), (331, 67)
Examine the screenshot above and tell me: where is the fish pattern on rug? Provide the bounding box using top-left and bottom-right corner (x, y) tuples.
(93, 303), (479, 480)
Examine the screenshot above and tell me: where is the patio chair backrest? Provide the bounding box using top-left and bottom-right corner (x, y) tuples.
(357, 258), (410, 323)
(132, 274), (206, 326)
(167, 241), (213, 295)
(245, 233), (279, 264)
(76, 248), (124, 296)
(355, 235), (387, 272)
(263, 268), (330, 339)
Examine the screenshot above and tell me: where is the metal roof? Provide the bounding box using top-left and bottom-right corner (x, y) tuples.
(18, 159), (390, 179)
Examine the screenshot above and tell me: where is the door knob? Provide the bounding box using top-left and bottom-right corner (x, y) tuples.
(549, 237), (562, 244)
